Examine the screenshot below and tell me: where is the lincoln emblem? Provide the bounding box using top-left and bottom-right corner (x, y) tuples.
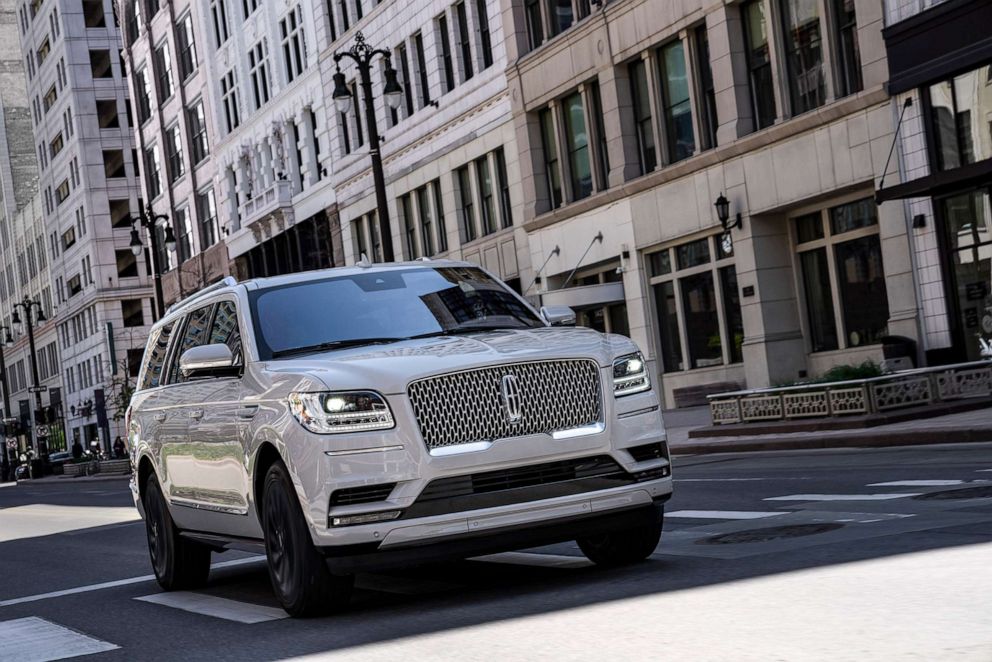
(500, 374), (523, 424)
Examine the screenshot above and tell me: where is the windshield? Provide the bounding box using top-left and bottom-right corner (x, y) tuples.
(251, 266), (544, 359)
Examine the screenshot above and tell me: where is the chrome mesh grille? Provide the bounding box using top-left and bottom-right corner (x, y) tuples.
(408, 360), (603, 449)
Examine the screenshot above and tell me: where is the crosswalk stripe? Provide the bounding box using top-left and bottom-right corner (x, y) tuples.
(134, 592), (288, 623)
(667, 510), (786, 520)
(470, 551), (593, 569)
(868, 480), (965, 487)
(764, 493), (922, 501)
(0, 616), (118, 661)
(0, 556), (265, 608)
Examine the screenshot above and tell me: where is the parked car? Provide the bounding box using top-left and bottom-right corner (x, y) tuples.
(127, 262), (672, 616)
(48, 451), (73, 475)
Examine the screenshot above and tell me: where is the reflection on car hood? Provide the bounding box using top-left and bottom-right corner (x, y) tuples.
(264, 327), (636, 394)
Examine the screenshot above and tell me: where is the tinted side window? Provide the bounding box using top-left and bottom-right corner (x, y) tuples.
(209, 300), (243, 365)
(168, 305), (215, 383)
(139, 321), (175, 390)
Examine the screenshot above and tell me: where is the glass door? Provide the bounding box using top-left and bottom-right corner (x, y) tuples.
(941, 188), (992, 361)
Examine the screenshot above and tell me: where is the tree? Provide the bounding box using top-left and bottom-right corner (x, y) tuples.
(106, 358), (136, 422)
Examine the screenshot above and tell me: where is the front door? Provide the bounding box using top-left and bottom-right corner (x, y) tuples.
(939, 187), (992, 362)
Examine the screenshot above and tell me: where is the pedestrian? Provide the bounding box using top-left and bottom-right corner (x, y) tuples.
(113, 436), (125, 459)
(71, 439), (83, 460)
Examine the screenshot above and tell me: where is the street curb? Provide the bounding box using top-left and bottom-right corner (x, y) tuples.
(671, 428), (992, 455)
(16, 473), (131, 485)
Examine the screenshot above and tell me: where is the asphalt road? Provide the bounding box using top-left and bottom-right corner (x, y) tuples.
(1, 443), (991, 661)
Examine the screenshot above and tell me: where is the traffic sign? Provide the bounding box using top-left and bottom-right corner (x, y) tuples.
(5, 438), (16, 450)
(36, 425), (49, 437)
(29, 385), (48, 393)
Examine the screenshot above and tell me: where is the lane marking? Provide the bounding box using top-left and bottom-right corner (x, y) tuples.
(868, 480), (965, 487)
(0, 482), (15, 488)
(134, 592), (288, 623)
(666, 510), (787, 520)
(764, 493), (922, 502)
(470, 551), (593, 569)
(0, 505), (141, 543)
(0, 616), (118, 661)
(977, 469), (992, 473)
(675, 478), (811, 482)
(0, 556), (265, 608)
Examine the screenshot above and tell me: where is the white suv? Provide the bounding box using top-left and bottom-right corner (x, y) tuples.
(128, 262), (672, 616)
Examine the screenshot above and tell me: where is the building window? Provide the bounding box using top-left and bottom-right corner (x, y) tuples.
(280, 6), (307, 84)
(539, 107), (562, 208)
(525, 0), (543, 50)
(242, 0), (260, 18)
(96, 99), (119, 128)
(176, 13), (198, 80)
(476, 155), (496, 235)
(436, 13), (455, 94)
(549, 0), (574, 37)
(433, 179), (448, 252)
(794, 197), (888, 352)
(455, 164), (476, 243)
(397, 42), (414, 119)
(338, 0), (350, 32)
(780, 0), (825, 115)
(49, 132), (64, 159)
(475, 0), (493, 69)
(352, 212), (382, 263)
(629, 59), (656, 175)
(742, 0), (776, 130)
(146, 144), (162, 198)
(454, 1), (473, 82)
(197, 188), (219, 249)
(648, 234), (742, 372)
(211, 0), (230, 46)
(55, 179), (70, 205)
(562, 91), (592, 200)
(122, 299), (144, 327)
(174, 207), (193, 263)
(832, 0), (861, 97)
(494, 147), (512, 228)
(136, 66), (152, 124)
(166, 124), (185, 182)
(188, 101), (209, 164)
(694, 25), (718, 151)
(221, 69), (240, 132)
(43, 85), (58, 113)
(413, 33), (431, 109)
(928, 64), (992, 172)
(103, 149), (126, 178)
(400, 193), (418, 259)
(248, 40), (271, 109)
(154, 42), (174, 101)
(659, 40), (694, 163)
(416, 184), (436, 256)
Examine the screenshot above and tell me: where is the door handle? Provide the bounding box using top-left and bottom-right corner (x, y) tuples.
(236, 405), (259, 419)
(154, 413), (167, 422)
(189, 409), (204, 420)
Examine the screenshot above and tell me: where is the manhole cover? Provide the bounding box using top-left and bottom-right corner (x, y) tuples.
(913, 486), (992, 501)
(696, 523), (844, 545)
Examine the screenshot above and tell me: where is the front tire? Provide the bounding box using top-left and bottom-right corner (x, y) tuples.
(577, 508), (664, 567)
(143, 475), (211, 590)
(261, 461), (353, 617)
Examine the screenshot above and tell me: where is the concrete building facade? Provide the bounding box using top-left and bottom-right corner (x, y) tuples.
(499, 0), (920, 406)
(14, 0), (150, 448)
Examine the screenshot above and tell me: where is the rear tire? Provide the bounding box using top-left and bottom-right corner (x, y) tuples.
(143, 476), (211, 590)
(262, 461), (353, 617)
(577, 508), (664, 567)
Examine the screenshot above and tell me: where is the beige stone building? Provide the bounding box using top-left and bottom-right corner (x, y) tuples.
(499, 0), (919, 406)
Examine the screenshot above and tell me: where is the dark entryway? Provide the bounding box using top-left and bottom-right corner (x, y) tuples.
(235, 211), (341, 279)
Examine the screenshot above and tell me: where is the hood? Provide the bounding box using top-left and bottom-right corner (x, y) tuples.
(263, 327), (638, 394)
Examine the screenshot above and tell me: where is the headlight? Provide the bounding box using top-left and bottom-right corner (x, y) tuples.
(613, 352), (650, 396)
(288, 391), (395, 434)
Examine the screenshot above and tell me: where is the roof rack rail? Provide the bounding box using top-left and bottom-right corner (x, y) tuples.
(165, 276), (239, 316)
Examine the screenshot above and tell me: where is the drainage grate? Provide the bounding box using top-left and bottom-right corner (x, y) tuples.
(913, 486), (992, 501)
(696, 523), (845, 545)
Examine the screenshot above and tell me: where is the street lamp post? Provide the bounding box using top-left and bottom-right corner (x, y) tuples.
(12, 297), (47, 471)
(129, 206), (177, 321)
(331, 31), (405, 263)
(0, 325), (14, 482)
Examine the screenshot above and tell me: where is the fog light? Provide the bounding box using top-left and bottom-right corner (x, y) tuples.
(330, 510), (402, 527)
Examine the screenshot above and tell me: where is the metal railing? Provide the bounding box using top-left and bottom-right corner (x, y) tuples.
(707, 360), (992, 425)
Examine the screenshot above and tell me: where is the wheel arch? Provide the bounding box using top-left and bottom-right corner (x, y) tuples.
(252, 441), (283, 517)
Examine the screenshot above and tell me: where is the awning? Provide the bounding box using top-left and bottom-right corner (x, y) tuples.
(540, 281), (625, 309)
(875, 159), (992, 204)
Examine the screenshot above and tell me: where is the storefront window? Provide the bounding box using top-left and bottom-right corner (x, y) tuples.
(649, 234), (742, 372)
(940, 189), (992, 362)
(794, 197), (888, 352)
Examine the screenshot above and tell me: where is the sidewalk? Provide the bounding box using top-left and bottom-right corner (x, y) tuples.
(10, 472), (130, 485)
(664, 405), (992, 454)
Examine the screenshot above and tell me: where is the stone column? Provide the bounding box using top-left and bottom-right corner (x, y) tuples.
(709, 3), (755, 142)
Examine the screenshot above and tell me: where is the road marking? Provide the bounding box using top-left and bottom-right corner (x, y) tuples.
(667, 510), (787, 520)
(0, 556), (265, 608)
(0, 616), (118, 661)
(675, 478), (813, 482)
(868, 480), (965, 487)
(470, 551), (593, 569)
(134, 592), (288, 623)
(977, 469), (992, 472)
(0, 482), (15, 488)
(764, 493), (922, 502)
(0, 505), (141, 543)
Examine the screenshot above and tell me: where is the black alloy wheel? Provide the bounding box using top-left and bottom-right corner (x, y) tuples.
(143, 475), (211, 590)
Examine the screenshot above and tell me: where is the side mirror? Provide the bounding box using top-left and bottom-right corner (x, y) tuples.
(180, 343), (235, 378)
(540, 305), (576, 327)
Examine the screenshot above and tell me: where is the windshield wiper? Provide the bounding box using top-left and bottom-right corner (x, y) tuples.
(409, 326), (527, 339)
(271, 337), (408, 358)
